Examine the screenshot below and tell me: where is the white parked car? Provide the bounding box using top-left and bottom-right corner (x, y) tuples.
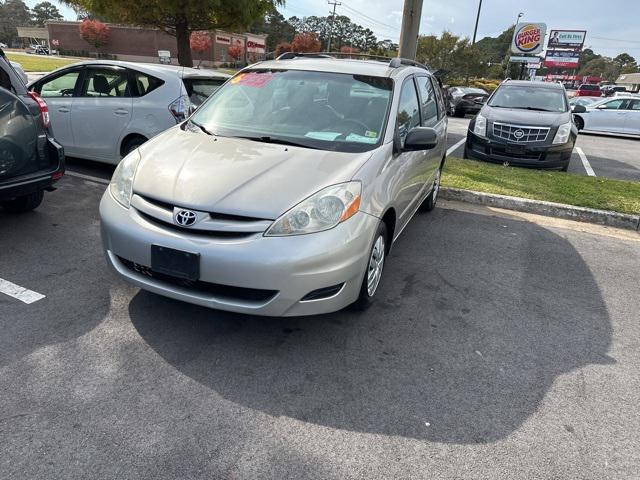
(28, 61), (231, 164)
(573, 96), (640, 136)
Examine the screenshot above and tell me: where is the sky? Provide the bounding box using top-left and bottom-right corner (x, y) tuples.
(26, 0), (640, 58)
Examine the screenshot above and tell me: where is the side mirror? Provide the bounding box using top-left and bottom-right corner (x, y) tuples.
(572, 104), (587, 113)
(403, 127), (438, 151)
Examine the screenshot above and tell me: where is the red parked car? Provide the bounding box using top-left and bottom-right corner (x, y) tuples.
(575, 84), (602, 97)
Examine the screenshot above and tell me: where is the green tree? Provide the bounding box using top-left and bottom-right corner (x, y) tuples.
(62, 0), (283, 66)
(614, 53), (637, 75)
(31, 1), (63, 26)
(250, 10), (295, 53)
(416, 31), (484, 80)
(0, 0), (32, 46)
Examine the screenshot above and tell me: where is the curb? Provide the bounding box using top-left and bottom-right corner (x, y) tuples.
(440, 187), (640, 231)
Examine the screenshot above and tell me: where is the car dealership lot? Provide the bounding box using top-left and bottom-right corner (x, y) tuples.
(1, 176), (639, 479)
(447, 117), (640, 181)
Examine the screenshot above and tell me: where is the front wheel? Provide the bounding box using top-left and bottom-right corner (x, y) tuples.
(352, 222), (387, 311)
(1, 190), (44, 213)
(574, 116), (584, 131)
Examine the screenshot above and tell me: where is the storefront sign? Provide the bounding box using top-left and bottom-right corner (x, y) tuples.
(548, 30), (586, 49)
(511, 23), (547, 54)
(544, 50), (580, 68)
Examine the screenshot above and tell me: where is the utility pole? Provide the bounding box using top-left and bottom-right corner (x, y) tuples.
(472, 0), (483, 44)
(327, 1), (341, 53)
(398, 0), (423, 59)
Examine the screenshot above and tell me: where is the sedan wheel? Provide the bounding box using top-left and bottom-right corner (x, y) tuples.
(352, 222), (388, 310)
(367, 235), (385, 297)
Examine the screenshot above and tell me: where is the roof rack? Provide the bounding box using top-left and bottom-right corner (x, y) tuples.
(274, 51), (430, 71)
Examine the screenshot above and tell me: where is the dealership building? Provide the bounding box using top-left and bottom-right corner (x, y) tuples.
(18, 21), (267, 66)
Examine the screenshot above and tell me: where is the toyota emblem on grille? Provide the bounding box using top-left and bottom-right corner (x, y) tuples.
(513, 129), (525, 140)
(174, 209), (197, 226)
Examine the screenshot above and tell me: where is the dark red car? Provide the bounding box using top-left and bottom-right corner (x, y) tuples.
(575, 84), (602, 97)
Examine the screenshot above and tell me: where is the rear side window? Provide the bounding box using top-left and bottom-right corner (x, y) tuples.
(81, 67), (130, 97)
(35, 69), (80, 97)
(628, 100), (640, 111)
(581, 85), (599, 91)
(132, 71), (164, 96)
(183, 78), (226, 106)
(415, 76), (439, 127)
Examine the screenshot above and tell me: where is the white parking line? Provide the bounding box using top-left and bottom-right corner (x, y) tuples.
(446, 138), (467, 157)
(65, 171), (110, 185)
(576, 147), (596, 177)
(0, 278), (45, 304)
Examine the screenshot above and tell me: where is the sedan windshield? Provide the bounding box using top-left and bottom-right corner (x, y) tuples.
(489, 85), (567, 112)
(189, 69), (393, 152)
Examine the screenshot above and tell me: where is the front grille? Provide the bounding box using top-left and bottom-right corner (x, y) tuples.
(118, 256), (278, 303)
(140, 195), (269, 223)
(137, 211), (255, 239)
(492, 122), (550, 143)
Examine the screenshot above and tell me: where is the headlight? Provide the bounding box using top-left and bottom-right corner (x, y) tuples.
(109, 149), (141, 208)
(473, 114), (487, 137)
(265, 182), (361, 236)
(552, 121), (572, 144)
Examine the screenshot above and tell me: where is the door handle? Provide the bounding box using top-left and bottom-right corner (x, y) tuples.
(114, 109), (129, 115)
(58, 107), (70, 113)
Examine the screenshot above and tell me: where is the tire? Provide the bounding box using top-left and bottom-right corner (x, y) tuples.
(122, 136), (147, 157)
(419, 165), (441, 212)
(448, 103), (456, 116)
(560, 163), (569, 172)
(352, 222), (388, 311)
(463, 146), (470, 159)
(453, 108), (465, 118)
(574, 116), (584, 131)
(1, 190), (44, 213)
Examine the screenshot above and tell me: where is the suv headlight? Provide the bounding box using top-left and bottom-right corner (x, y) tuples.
(265, 182), (361, 236)
(552, 122), (572, 144)
(473, 114), (487, 137)
(109, 149), (142, 208)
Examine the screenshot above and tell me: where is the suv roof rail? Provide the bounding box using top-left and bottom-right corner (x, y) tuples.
(274, 51), (431, 71)
(276, 52), (334, 60)
(388, 57), (429, 71)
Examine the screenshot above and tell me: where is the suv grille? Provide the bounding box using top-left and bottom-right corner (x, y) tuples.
(492, 122), (550, 143)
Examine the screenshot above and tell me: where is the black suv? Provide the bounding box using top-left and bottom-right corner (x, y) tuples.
(1, 49), (64, 212)
(465, 80), (579, 171)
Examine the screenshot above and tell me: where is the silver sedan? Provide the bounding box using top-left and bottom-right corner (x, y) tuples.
(100, 56), (448, 316)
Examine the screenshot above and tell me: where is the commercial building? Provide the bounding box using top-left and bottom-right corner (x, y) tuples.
(616, 73), (640, 92)
(17, 21), (267, 66)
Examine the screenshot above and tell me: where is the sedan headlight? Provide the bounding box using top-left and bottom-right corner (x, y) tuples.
(473, 114), (487, 137)
(265, 182), (361, 236)
(552, 122), (572, 144)
(109, 149), (142, 208)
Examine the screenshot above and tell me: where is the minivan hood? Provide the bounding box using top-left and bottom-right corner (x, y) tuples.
(481, 106), (571, 127)
(133, 127), (371, 219)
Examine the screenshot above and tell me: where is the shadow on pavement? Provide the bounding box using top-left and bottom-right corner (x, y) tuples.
(129, 207), (613, 444)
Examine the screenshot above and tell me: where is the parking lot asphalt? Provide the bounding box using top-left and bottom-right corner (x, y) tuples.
(446, 117), (640, 181)
(1, 176), (639, 479)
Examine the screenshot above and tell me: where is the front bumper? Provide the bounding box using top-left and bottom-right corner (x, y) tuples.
(466, 131), (573, 169)
(99, 190), (379, 316)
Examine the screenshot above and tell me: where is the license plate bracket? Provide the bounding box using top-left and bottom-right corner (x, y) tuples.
(505, 144), (526, 155)
(151, 245), (200, 281)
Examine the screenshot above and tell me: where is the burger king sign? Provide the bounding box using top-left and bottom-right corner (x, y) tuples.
(511, 23), (547, 55)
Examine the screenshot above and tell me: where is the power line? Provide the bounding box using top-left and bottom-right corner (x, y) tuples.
(590, 35), (640, 44)
(340, 3), (399, 31)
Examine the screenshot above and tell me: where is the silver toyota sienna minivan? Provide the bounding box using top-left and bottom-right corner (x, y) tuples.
(100, 54), (448, 316)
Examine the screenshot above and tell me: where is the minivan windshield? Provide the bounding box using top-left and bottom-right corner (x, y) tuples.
(488, 85), (568, 112)
(189, 69), (393, 152)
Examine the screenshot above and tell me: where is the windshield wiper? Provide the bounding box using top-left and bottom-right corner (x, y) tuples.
(188, 119), (214, 136)
(520, 107), (554, 112)
(236, 136), (320, 150)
